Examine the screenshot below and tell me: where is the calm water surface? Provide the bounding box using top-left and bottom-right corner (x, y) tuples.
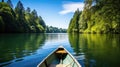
(0, 33), (120, 67)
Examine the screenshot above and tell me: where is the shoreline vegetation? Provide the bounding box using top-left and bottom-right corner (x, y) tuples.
(68, 0), (120, 34)
(0, 0), (67, 33)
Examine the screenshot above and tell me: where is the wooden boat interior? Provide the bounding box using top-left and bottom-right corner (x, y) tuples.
(38, 47), (80, 67)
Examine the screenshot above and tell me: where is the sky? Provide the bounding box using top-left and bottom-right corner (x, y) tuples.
(3, 0), (84, 29)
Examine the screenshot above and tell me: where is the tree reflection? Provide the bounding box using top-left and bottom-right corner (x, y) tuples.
(68, 33), (120, 67)
(0, 34), (45, 63)
(68, 33), (80, 56)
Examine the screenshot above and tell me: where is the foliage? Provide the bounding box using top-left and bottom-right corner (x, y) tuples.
(25, 8), (46, 33)
(46, 26), (67, 33)
(68, 9), (81, 33)
(15, 1), (29, 32)
(0, 1), (46, 33)
(0, 16), (4, 32)
(0, 34), (46, 63)
(2, 0), (4, 2)
(7, 0), (13, 8)
(68, 0), (120, 33)
(68, 33), (120, 67)
(0, 1), (66, 33)
(0, 2), (17, 33)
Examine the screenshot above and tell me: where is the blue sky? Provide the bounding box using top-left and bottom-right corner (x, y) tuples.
(3, 0), (84, 29)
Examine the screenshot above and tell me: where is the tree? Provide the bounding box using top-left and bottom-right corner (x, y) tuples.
(0, 1), (46, 33)
(26, 7), (31, 13)
(0, 16), (4, 32)
(0, 2), (16, 33)
(2, 0), (4, 2)
(39, 16), (46, 29)
(7, 0), (13, 8)
(46, 26), (67, 33)
(68, 0), (120, 33)
(15, 0), (25, 14)
(68, 9), (81, 33)
(15, 1), (29, 32)
(31, 9), (38, 18)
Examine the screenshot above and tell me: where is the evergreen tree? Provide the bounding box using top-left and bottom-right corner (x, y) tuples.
(46, 26), (67, 33)
(2, 0), (4, 2)
(0, 17), (4, 32)
(15, 1), (29, 32)
(15, 0), (25, 14)
(26, 7), (31, 13)
(7, 0), (13, 8)
(0, 0), (46, 33)
(0, 2), (16, 33)
(68, 0), (120, 33)
(68, 9), (81, 33)
(39, 16), (46, 29)
(31, 9), (38, 18)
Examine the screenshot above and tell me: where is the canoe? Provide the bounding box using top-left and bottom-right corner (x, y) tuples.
(37, 46), (81, 67)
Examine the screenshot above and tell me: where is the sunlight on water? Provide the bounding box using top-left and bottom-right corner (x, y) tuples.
(68, 33), (120, 67)
(0, 33), (120, 67)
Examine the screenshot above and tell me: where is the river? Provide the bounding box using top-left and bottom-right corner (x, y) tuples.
(0, 33), (120, 67)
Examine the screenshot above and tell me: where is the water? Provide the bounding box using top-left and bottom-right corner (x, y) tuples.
(0, 33), (120, 67)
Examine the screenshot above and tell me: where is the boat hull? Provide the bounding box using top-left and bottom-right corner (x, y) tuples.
(37, 46), (81, 67)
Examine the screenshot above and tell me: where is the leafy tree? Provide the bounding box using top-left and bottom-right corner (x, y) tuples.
(25, 8), (46, 33)
(46, 26), (67, 33)
(68, 0), (120, 33)
(0, 1), (46, 33)
(39, 16), (46, 29)
(68, 9), (81, 33)
(0, 2), (16, 33)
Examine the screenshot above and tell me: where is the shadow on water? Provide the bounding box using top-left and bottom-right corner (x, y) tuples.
(68, 33), (120, 67)
(0, 33), (46, 66)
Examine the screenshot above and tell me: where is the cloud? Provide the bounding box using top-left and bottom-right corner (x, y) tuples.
(59, 2), (84, 15)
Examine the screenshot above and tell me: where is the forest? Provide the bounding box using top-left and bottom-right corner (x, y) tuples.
(46, 26), (66, 33)
(0, 0), (66, 33)
(68, 0), (120, 34)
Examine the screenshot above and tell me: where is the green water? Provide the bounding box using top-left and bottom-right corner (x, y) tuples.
(69, 33), (120, 67)
(0, 33), (120, 67)
(0, 34), (45, 63)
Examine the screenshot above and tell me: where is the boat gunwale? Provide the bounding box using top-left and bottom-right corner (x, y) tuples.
(37, 46), (81, 67)
(62, 46), (81, 67)
(37, 46), (61, 67)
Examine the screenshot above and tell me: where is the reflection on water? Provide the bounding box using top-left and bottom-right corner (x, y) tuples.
(0, 33), (120, 67)
(45, 33), (68, 43)
(68, 33), (120, 67)
(0, 34), (45, 66)
(0, 33), (70, 67)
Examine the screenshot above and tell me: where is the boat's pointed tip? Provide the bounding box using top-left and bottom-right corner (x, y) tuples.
(58, 45), (64, 48)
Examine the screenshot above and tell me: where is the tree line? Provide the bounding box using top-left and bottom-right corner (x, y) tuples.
(68, 0), (120, 34)
(46, 26), (67, 33)
(0, 0), (66, 33)
(0, 0), (46, 33)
